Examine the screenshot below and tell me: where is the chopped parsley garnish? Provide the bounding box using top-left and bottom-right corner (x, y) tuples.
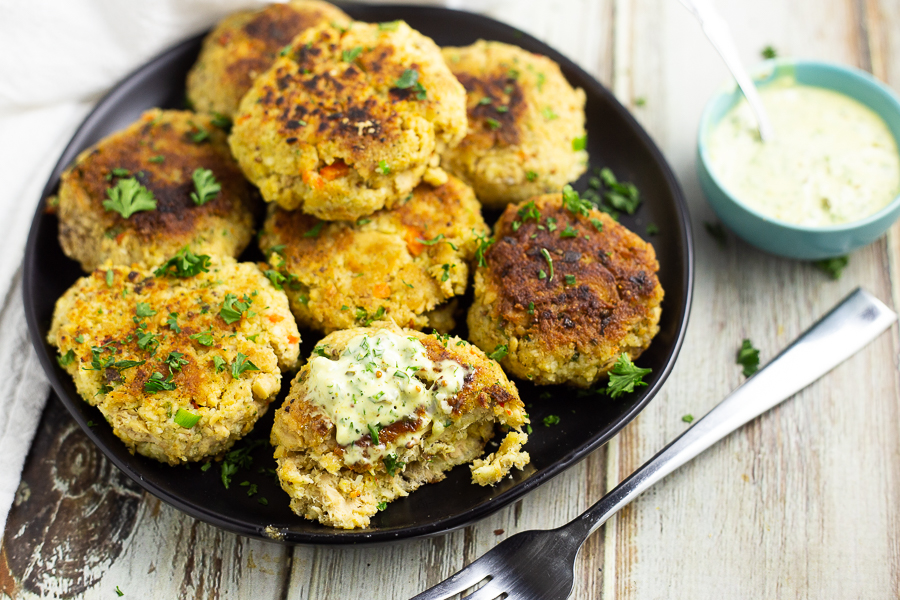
(190, 168), (221, 206)
(279, 43), (293, 56)
(103, 178), (157, 218)
(135, 302), (157, 318)
(536, 72), (546, 91)
(606, 354), (651, 398)
(517, 200), (541, 223)
(378, 20), (400, 31)
(190, 329), (215, 346)
(212, 356), (226, 373)
(393, 68), (427, 100)
(105, 270), (114, 287)
(377, 160), (391, 175)
(565, 274), (576, 285)
(313, 345), (329, 358)
(486, 117), (501, 130)
(474, 231), (495, 267)
(377, 501), (388, 510)
(304, 221), (324, 238)
(165, 312), (181, 333)
(634, 97), (647, 107)
(220, 439), (266, 489)
(815, 255), (849, 280)
(440, 263), (453, 282)
(210, 112), (232, 131)
(682, 414), (694, 423)
(116, 586), (124, 597)
(560, 225), (577, 238)
(526, 170), (538, 182)
(173, 408), (200, 428)
(383, 453), (405, 476)
(477, 97), (492, 106)
(368, 423), (381, 445)
(342, 46), (363, 62)
(432, 330), (450, 347)
(270, 244), (286, 255)
(264, 269), (286, 290)
(538, 269), (547, 280)
(136, 330), (159, 354)
(572, 134), (587, 151)
(562, 185), (592, 217)
(258, 497), (268, 505)
(164, 351), (189, 372)
(148, 155), (165, 164)
(543, 415), (560, 426)
(646, 223), (659, 236)
(488, 344), (509, 361)
(232, 352), (260, 378)
(220, 293), (251, 324)
(704, 221), (728, 248)
(57, 349), (75, 367)
(106, 167), (131, 180)
(417, 233), (458, 250)
(153, 247), (212, 278)
(75, 335), (84, 343)
(599, 168), (641, 214)
(189, 123), (210, 143)
(496, 105), (509, 113)
(540, 248), (554, 281)
(761, 45), (778, 59)
(591, 218), (604, 231)
(541, 107), (559, 120)
(144, 371), (176, 393)
(737, 339), (760, 377)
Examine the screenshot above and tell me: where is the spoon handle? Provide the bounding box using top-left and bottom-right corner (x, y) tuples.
(568, 288), (895, 539)
(678, 0), (775, 141)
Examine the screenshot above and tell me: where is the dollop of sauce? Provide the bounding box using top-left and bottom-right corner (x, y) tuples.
(305, 330), (468, 466)
(708, 81), (900, 226)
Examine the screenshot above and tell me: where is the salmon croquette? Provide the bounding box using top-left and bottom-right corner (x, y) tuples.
(270, 323), (530, 529)
(48, 253), (301, 465)
(228, 20), (467, 221)
(258, 175), (488, 334)
(186, 1), (351, 119)
(441, 41), (589, 208)
(57, 109), (260, 272)
(467, 189), (663, 387)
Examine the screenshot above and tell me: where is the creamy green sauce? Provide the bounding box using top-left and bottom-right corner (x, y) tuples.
(708, 81), (900, 226)
(305, 331), (468, 466)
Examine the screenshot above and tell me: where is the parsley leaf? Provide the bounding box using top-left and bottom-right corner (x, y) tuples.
(190, 168), (220, 206)
(599, 168), (641, 214)
(560, 225), (578, 238)
(368, 423), (381, 445)
(394, 68), (427, 100)
(220, 293), (251, 324)
(103, 178), (157, 218)
(646, 223), (659, 236)
(190, 329), (215, 346)
(377, 501), (388, 510)
(166, 312), (181, 333)
(562, 185), (592, 217)
(488, 344), (509, 361)
(540, 248), (554, 281)
(383, 453), (405, 476)
(144, 371), (176, 393)
(543, 414), (560, 426)
(264, 269), (286, 290)
(572, 134), (587, 151)
(737, 339), (760, 377)
(682, 414), (694, 423)
(606, 354), (652, 398)
(232, 352), (260, 378)
(541, 106), (559, 120)
(526, 170), (538, 182)
(164, 351), (189, 372)
(474, 231), (495, 267)
(212, 356), (226, 373)
(761, 45), (777, 59)
(486, 117), (501, 130)
(815, 255), (849, 280)
(220, 439), (266, 489)
(304, 221), (324, 238)
(57, 349), (76, 367)
(342, 46), (363, 62)
(377, 160), (391, 175)
(135, 302), (156, 318)
(153, 247), (212, 278)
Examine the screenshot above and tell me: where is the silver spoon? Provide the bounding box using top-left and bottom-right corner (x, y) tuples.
(411, 288), (895, 600)
(678, 0), (775, 141)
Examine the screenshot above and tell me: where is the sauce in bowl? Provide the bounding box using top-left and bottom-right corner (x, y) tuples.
(707, 80), (900, 226)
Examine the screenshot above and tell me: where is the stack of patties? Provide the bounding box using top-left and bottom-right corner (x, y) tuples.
(50, 106), (302, 464)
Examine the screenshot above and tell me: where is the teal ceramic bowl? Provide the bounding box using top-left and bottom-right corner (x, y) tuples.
(697, 59), (900, 260)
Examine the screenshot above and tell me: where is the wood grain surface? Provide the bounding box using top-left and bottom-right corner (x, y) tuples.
(5, 0), (900, 598)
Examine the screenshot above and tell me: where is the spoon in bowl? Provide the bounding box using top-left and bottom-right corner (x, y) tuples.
(678, 0), (775, 141)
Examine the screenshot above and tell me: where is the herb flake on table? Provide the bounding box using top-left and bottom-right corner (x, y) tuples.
(761, 45), (778, 59)
(543, 415), (560, 426)
(682, 414), (694, 423)
(103, 178), (157, 218)
(190, 168), (220, 206)
(116, 586), (124, 597)
(815, 255), (848, 280)
(704, 221), (728, 248)
(606, 354), (652, 398)
(737, 339), (760, 377)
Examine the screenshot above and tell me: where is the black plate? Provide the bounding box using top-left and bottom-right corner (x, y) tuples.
(23, 4), (693, 545)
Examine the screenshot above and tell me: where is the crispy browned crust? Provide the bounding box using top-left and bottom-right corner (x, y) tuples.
(468, 193), (663, 386)
(273, 325), (524, 475)
(186, 1), (352, 117)
(454, 70), (526, 148)
(58, 109), (260, 271)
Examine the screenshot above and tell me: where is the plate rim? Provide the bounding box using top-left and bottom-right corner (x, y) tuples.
(23, 5), (694, 546)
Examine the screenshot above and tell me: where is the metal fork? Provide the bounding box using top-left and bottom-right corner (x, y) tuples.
(411, 288), (896, 600)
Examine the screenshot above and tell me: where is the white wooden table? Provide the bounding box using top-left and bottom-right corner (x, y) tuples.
(5, 0), (900, 597)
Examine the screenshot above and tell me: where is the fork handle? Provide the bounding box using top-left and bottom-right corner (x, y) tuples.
(564, 288), (895, 541)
